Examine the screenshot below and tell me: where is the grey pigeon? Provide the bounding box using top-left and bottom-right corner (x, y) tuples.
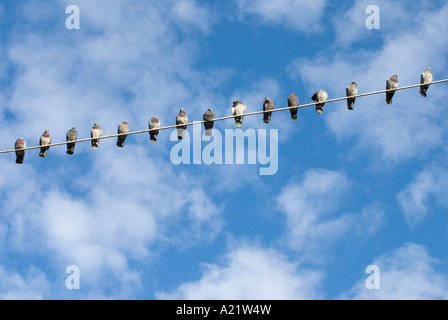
(386, 75), (398, 104)
(66, 127), (78, 155)
(176, 108), (188, 140)
(91, 122), (102, 149)
(231, 100), (247, 127)
(203, 108), (215, 136)
(39, 129), (51, 158)
(15, 137), (26, 164)
(149, 116), (161, 143)
(311, 90), (328, 114)
(262, 97), (275, 124)
(420, 67), (433, 97)
(346, 82), (358, 110)
(117, 121), (130, 148)
(288, 93), (299, 120)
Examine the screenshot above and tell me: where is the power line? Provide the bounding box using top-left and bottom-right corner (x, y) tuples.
(2, 79), (447, 155)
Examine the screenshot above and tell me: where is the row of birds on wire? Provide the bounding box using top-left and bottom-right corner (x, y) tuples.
(11, 68), (434, 164)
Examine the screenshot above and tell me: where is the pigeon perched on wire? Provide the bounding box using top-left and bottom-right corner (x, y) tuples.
(262, 97), (275, 124)
(346, 82), (358, 110)
(231, 100), (246, 127)
(14, 137), (26, 164)
(66, 127), (78, 155)
(311, 90), (328, 114)
(117, 121), (130, 148)
(386, 75), (398, 104)
(149, 116), (161, 142)
(288, 93), (299, 120)
(420, 68), (433, 97)
(203, 109), (215, 136)
(39, 129), (51, 158)
(176, 108), (188, 140)
(91, 122), (102, 149)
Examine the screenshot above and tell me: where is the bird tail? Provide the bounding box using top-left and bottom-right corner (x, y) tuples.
(67, 143), (75, 154)
(386, 90), (395, 104)
(91, 140), (99, 149)
(263, 114), (271, 124)
(347, 98), (355, 110)
(420, 85), (429, 97)
(39, 147), (48, 158)
(150, 131), (158, 143)
(290, 108), (298, 121)
(316, 104), (324, 114)
(116, 137), (126, 148)
(177, 127), (185, 140)
(235, 116), (243, 127)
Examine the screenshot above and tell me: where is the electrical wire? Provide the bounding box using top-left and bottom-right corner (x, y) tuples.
(1, 79), (447, 155)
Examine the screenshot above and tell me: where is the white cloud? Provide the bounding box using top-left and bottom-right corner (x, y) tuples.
(0, 266), (50, 300)
(2, 0), (221, 153)
(277, 169), (384, 259)
(332, 0), (411, 48)
(0, 142), (224, 298)
(235, 0), (327, 33)
(171, 0), (214, 34)
(341, 243), (448, 300)
(397, 166), (448, 226)
(0, 0), (227, 298)
(290, 2), (448, 163)
(156, 243), (323, 299)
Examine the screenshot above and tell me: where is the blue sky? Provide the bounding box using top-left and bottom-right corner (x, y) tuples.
(1, 0), (448, 300)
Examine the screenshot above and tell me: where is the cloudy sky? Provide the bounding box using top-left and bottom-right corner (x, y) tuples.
(1, 0), (448, 300)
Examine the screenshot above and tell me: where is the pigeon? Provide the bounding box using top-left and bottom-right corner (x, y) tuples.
(117, 121), (130, 148)
(386, 75), (398, 104)
(39, 129), (51, 158)
(14, 137), (26, 164)
(311, 89), (328, 114)
(176, 108), (188, 140)
(66, 127), (78, 155)
(91, 122), (102, 149)
(288, 93), (299, 120)
(346, 82), (358, 110)
(203, 108), (215, 136)
(231, 100), (247, 127)
(420, 68), (433, 97)
(149, 116), (161, 143)
(262, 97), (275, 124)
